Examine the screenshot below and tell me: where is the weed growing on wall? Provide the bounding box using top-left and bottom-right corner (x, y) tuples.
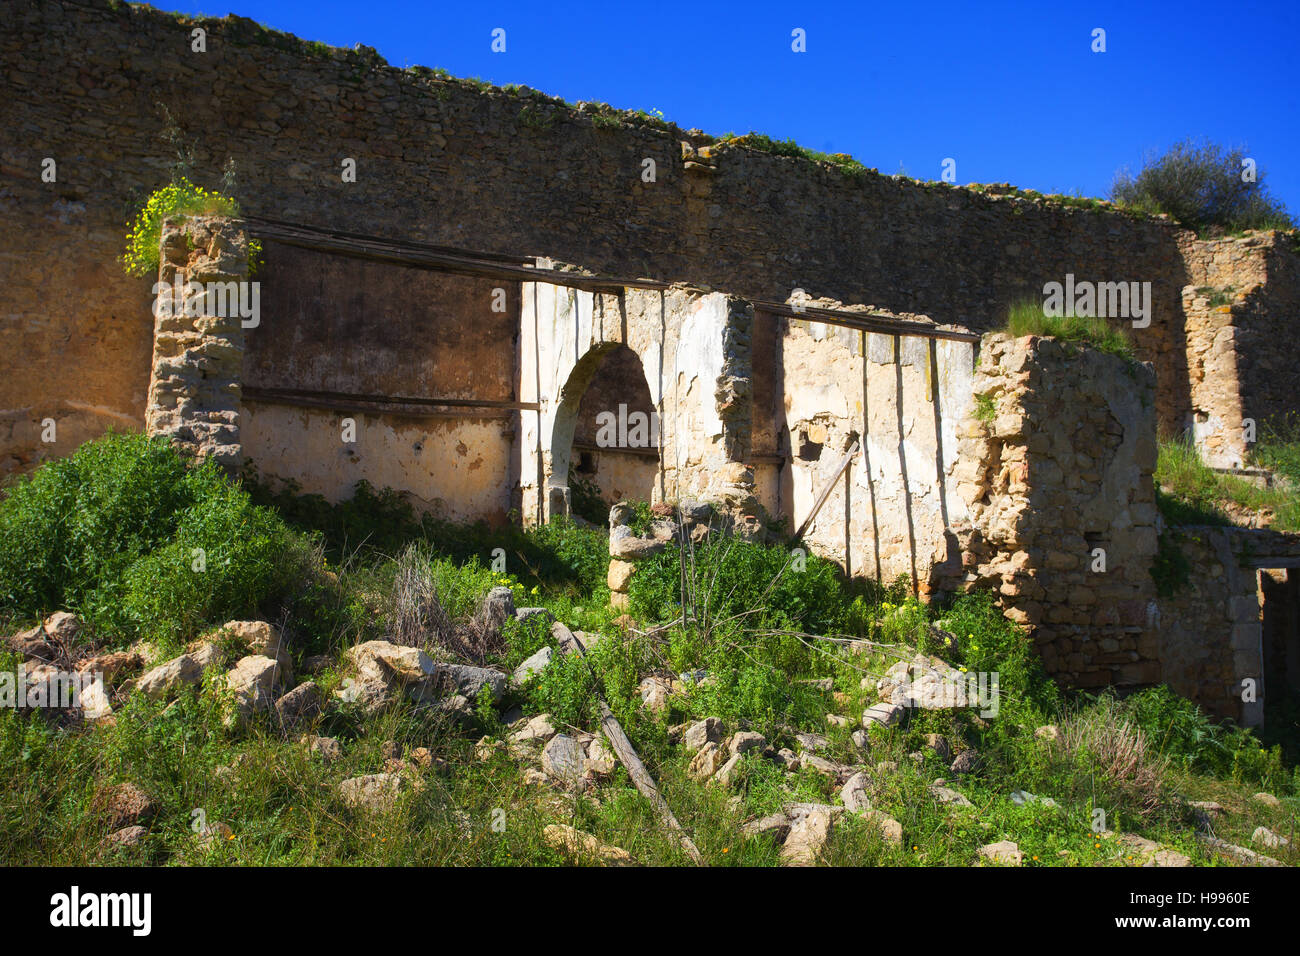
(122, 178), (263, 278)
(1004, 301), (1135, 360)
(121, 178), (245, 278)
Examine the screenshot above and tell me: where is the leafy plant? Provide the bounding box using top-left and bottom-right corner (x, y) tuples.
(1111, 139), (1295, 234)
(0, 432), (306, 650)
(122, 178), (243, 278)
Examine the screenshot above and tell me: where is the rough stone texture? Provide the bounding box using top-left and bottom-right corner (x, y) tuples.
(274, 680), (322, 730)
(584, 735), (617, 775)
(223, 655), (285, 725)
(780, 803), (842, 866)
(511, 646), (553, 686)
(683, 717), (724, 752)
(1157, 526), (1300, 724)
(977, 840), (1024, 866)
(134, 645), (221, 701)
(742, 813), (791, 842)
(337, 772), (412, 813)
(764, 311), (976, 586)
(541, 734), (585, 785)
(302, 734), (342, 762)
(726, 730), (766, 757)
(1182, 232), (1300, 468)
(543, 824), (633, 865)
(955, 333), (1161, 692)
(688, 741), (726, 781)
(9, 1), (1279, 485)
(5, 2), (1300, 724)
(840, 771), (873, 813)
(106, 825), (148, 849)
(143, 216), (249, 472)
(94, 782), (156, 831)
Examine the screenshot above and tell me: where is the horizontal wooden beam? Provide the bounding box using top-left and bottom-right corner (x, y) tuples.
(242, 217), (980, 343)
(243, 385), (537, 411)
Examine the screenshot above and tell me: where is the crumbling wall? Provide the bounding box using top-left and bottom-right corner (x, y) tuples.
(766, 317), (976, 587)
(1157, 526), (1300, 726)
(955, 334), (1162, 689)
(1, 0), (1243, 478)
(571, 346), (661, 508)
(1181, 232), (1300, 467)
(145, 215), (248, 470)
(517, 282), (753, 524)
(1156, 527), (1263, 724)
(237, 242), (517, 522)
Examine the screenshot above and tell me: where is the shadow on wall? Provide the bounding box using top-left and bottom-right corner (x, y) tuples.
(764, 317), (974, 592)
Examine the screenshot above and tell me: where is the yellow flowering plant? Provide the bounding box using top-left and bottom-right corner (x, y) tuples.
(121, 177), (249, 278)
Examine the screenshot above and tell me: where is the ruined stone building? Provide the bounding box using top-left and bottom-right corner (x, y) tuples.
(3, 1), (1300, 723)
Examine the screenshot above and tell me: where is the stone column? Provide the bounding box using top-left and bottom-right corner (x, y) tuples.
(144, 215), (250, 472)
(955, 333), (1161, 690)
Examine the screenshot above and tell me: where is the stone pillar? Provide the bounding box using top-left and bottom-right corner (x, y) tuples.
(1183, 286), (1249, 469)
(145, 215), (249, 472)
(955, 333), (1161, 690)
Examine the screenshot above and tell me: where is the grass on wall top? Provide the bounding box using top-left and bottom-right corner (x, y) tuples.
(1003, 301), (1136, 361)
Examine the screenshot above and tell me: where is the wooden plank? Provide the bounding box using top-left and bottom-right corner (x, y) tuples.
(793, 441), (860, 542)
(243, 217), (980, 343)
(242, 385), (538, 411)
(554, 622), (705, 866)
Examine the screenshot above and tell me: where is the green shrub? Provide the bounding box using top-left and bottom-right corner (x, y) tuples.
(1110, 139), (1295, 234)
(0, 433), (305, 649)
(1121, 685), (1248, 778)
(118, 473), (302, 647)
(627, 536), (847, 635)
(244, 471), (611, 599)
(0, 433), (195, 620)
(1004, 302), (1135, 360)
(567, 469), (607, 526)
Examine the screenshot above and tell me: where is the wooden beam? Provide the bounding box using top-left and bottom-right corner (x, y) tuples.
(242, 385), (538, 411)
(554, 622), (705, 866)
(793, 441), (860, 542)
(242, 217), (981, 344)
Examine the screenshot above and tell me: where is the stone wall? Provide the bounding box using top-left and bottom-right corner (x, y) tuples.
(1181, 232), (1300, 467)
(759, 317), (976, 587)
(1157, 526), (1300, 725)
(954, 334), (1162, 689)
(517, 282), (757, 524)
(11, 0), (1293, 478)
(145, 215), (248, 470)
(1156, 527), (1263, 724)
(237, 241), (517, 522)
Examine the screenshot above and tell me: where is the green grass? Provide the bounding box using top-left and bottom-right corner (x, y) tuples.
(1003, 302), (1136, 360)
(1156, 434), (1300, 531)
(2, 439), (1297, 866)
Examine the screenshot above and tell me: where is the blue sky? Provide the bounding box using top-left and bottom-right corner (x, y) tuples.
(172, 0), (1299, 212)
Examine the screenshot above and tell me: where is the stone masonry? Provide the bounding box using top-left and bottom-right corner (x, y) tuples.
(144, 216), (248, 471)
(953, 334), (1161, 689)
